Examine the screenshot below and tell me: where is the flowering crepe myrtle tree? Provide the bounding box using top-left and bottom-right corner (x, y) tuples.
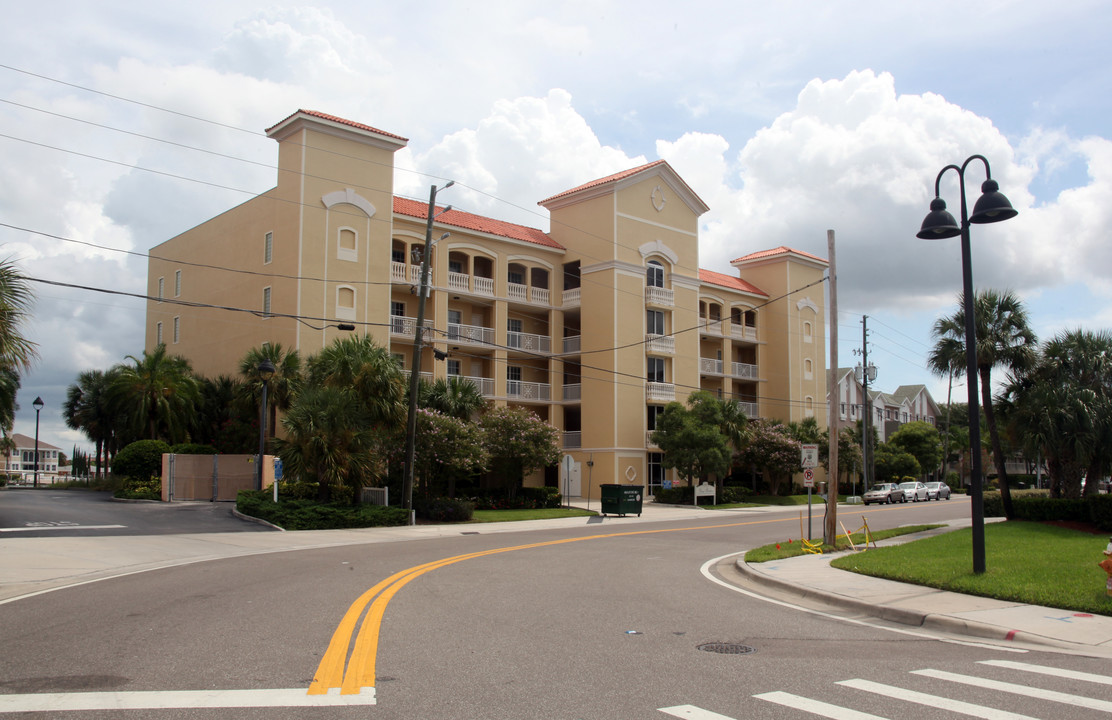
(736, 417), (802, 496)
(479, 406), (561, 498)
(412, 408), (488, 498)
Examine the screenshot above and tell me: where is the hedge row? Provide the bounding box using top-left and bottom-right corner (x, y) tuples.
(653, 485), (753, 505)
(983, 491), (1112, 531)
(467, 486), (562, 510)
(236, 490), (409, 530)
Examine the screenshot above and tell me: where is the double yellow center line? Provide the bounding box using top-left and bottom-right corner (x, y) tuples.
(307, 513), (806, 695)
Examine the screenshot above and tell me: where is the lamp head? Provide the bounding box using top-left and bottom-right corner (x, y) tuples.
(258, 358), (276, 382)
(916, 197), (961, 239)
(969, 178), (1018, 224)
(32, 396), (44, 411)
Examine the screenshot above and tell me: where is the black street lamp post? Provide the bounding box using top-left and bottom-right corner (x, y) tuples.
(257, 359), (276, 490)
(32, 396), (43, 488)
(917, 154), (1017, 574)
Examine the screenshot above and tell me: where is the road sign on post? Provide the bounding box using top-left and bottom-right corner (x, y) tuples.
(801, 444), (819, 469)
(803, 468), (815, 488)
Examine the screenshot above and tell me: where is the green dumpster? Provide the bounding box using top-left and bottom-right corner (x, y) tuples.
(600, 484), (643, 517)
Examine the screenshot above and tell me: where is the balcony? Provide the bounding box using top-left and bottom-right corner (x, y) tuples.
(700, 357), (723, 375)
(403, 370), (434, 385)
(700, 317), (724, 336)
(646, 430), (660, 448)
(645, 286), (674, 307)
(731, 361), (758, 380)
(646, 382), (675, 403)
(737, 400), (759, 418)
(563, 431), (582, 449)
(507, 282), (551, 306)
(562, 288), (581, 307)
(448, 322), (495, 347)
(391, 261), (431, 286)
(646, 334), (675, 355)
(507, 331), (551, 353)
(563, 335), (581, 354)
(731, 323), (757, 341)
(507, 380), (551, 401)
(562, 383), (581, 401)
(390, 315), (434, 338)
(454, 375), (495, 397)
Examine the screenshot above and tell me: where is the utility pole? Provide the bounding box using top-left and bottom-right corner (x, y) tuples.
(824, 230), (839, 546)
(855, 317), (877, 488)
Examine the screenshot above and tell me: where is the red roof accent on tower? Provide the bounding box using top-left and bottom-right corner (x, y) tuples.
(393, 197), (562, 249)
(731, 245), (828, 265)
(265, 110), (408, 143)
(698, 269), (767, 296)
(538, 160), (669, 205)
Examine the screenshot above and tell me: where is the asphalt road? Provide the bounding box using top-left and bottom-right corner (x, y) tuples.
(2, 497), (1111, 719)
(0, 488), (273, 537)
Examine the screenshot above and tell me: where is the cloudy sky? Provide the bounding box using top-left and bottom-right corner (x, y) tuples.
(2, 1), (1110, 453)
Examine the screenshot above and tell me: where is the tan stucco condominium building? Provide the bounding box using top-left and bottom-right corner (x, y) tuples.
(146, 110), (828, 498)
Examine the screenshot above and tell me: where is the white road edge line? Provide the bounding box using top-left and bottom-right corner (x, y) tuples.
(698, 553), (1027, 653)
(753, 691), (890, 719)
(0, 687), (376, 713)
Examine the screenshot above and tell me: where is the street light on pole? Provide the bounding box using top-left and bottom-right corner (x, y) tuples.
(402, 181), (453, 525)
(917, 154), (1017, 575)
(32, 396), (43, 488)
(256, 359), (276, 491)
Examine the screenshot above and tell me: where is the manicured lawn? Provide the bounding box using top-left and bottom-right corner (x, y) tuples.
(745, 525), (944, 563)
(470, 507), (597, 523)
(748, 494), (847, 506)
(829, 521), (1112, 616)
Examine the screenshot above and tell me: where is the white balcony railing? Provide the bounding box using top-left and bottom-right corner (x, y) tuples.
(563, 431), (582, 449)
(646, 430), (660, 448)
(507, 380), (551, 401)
(474, 276), (495, 297)
(530, 287), (549, 305)
(447, 272), (470, 292)
(456, 375), (495, 397)
(700, 358), (724, 375)
(507, 282), (527, 302)
(563, 335), (581, 354)
(391, 261), (432, 291)
(646, 382), (675, 403)
(731, 324), (757, 341)
(645, 334), (675, 355)
(507, 331), (551, 353)
(645, 286), (674, 307)
(391, 316), (434, 338)
(700, 317), (724, 336)
(734, 400), (759, 418)
(448, 323), (495, 346)
(562, 288), (581, 307)
(563, 383), (581, 401)
(731, 362), (758, 380)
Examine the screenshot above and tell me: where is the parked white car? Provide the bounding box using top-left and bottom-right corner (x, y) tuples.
(898, 481), (929, 502)
(924, 481), (952, 500)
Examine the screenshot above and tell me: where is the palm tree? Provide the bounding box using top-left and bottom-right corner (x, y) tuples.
(306, 335), (405, 426)
(238, 344), (301, 439)
(929, 289), (1037, 518)
(272, 385), (377, 503)
(419, 376), (487, 420)
(0, 261), (37, 430)
(108, 344), (201, 444)
(63, 369), (116, 479)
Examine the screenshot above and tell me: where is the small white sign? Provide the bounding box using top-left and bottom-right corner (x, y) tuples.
(803, 468), (815, 488)
(801, 444), (819, 469)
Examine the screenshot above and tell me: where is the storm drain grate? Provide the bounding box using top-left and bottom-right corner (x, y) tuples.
(696, 642), (756, 655)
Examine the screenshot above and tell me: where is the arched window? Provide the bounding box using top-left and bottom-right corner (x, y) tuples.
(338, 228), (357, 262)
(336, 286), (356, 321)
(646, 260), (664, 288)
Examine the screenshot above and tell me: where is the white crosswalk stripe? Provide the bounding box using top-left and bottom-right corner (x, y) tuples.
(912, 668), (1112, 713)
(666, 660), (1112, 720)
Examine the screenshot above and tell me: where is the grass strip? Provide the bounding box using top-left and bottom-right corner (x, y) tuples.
(744, 524), (944, 563)
(470, 508), (597, 523)
(829, 521), (1112, 616)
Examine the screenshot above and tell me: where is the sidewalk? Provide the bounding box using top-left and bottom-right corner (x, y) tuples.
(735, 521), (1112, 657)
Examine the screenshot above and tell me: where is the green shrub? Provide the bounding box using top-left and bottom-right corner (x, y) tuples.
(112, 440), (171, 481)
(1087, 494), (1112, 531)
(170, 443), (218, 455)
(469, 488), (563, 510)
(418, 497), (475, 522)
(652, 486), (691, 504)
(114, 477), (161, 500)
(1013, 496), (1087, 522)
(520, 486), (562, 509)
(280, 481), (319, 500)
(983, 491), (1003, 517)
(720, 486), (753, 503)
(236, 490), (408, 530)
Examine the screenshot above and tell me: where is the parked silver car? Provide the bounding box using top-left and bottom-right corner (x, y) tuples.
(899, 481), (929, 502)
(863, 482), (905, 505)
(924, 481), (951, 500)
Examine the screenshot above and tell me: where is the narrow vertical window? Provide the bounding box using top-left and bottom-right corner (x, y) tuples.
(173, 316), (180, 344)
(338, 228), (357, 261)
(646, 260), (664, 288)
(156, 322), (163, 345)
(174, 270), (181, 297)
(157, 277), (164, 301)
(263, 287), (272, 318)
(264, 231), (273, 264)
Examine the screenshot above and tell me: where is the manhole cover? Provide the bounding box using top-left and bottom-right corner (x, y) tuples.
(696, 642), (755, 655)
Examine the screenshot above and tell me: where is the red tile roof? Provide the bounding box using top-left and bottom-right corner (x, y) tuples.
(699, 268), (767, 296)
(731, 245), (827, 265)
(538, 160), (669, 205)
(266, 110), (408, 143)
(393, 197), (562, 249)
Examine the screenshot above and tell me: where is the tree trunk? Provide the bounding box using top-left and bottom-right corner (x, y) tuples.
(1083, 458), (1103, 498)
(980, 367), (1014, 519)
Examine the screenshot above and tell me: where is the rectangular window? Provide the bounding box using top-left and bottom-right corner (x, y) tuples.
(264, 232), (273, 264)
(508, 269), (525, 285)
(263, 287), (272, 318)
(648, 452), (665, 490)
(647, 357), (666, 383)
(507, 318), (523, 349)
(646, 261), (664, 288)
(507, 365), (522, 395)
(646, 310), (665, 335)
(447, 359), (461, 376)
(174, 270), (181, 297)
(338, 228), (357, 261)
(449, 259), (463, 274)
(392, 247), (405, 263)
(156, 322), (163, 345)
(647, 405), (666, 430)
(157, 277), (164, 301)
(173, 316), (180, 344)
